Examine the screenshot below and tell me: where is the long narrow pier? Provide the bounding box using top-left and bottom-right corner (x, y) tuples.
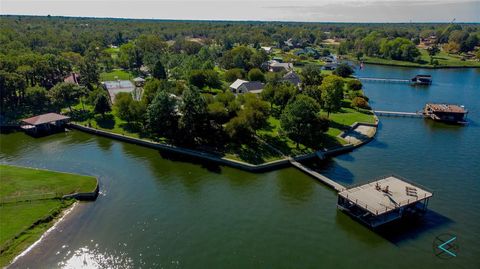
(356, 77), (410, 83)
(374, 110), (424, 118)
(289, 159), (346, 192)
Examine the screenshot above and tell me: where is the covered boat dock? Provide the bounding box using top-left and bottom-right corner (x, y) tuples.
(337, 175), (433, 228)
(20, 113), (70, 134)
(424, 103), (468, 123)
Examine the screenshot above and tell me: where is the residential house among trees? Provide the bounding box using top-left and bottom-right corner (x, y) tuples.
(268, 62), (294, 72)
(229, 79), (265, 94)
(282, 71), (301, 87)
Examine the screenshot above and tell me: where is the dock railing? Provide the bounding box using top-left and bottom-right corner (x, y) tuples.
(340, 174), (434, 216)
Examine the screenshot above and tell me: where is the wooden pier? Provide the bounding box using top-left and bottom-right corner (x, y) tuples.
(356, 77), (410, 84)
(288, 162), (434, 228)
(289, 159), (346, 192)
(374, 110), (424, 118)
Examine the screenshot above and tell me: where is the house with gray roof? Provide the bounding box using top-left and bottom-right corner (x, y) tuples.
(269, 62), (294, 72)
(282, 71), (301, 87)
(229, 79), (265, 94)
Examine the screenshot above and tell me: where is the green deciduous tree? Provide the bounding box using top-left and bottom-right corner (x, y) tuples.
(147, 91), (178, 138)
(260, 82), (298, 111)
(49, 82), (86, 112)
(93, 92), (111, 116)
(303, 85), (322, 105)
(178, 87), (209, 144)
(347, 80), (362, 91)
(247, 68), (265, 82)
(320, 75), (344, 117)
(152, 60), (167, 80)
(79, 57), (100, 90)
(224, 68), (245, 82)
(225, 93), (270, 141)
(333, 63), (354, 78)
(188, 69), (221, 89)
(379, 37), (420, 62)
(280, 95), (329, 148)
(25, 86), (50, 112)
(301, 65), (323, 86)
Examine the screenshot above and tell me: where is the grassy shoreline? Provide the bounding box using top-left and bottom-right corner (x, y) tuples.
(0, 164), (97, 267)
(346, 49), (480, 69)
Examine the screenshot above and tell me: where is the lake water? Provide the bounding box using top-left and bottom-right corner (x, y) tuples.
(1, 65), (479, 268)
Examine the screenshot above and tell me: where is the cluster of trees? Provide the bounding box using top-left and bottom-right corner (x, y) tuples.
(0, 51), (103, 116)
(219, 46), (268, 70)
(1, 15), (385, 150)
(341, 33), (420, 62)
(339, 24), (480, 62)
(120, 78), (271, 146)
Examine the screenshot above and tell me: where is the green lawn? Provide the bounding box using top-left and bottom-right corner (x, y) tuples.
(0, 165), (97, 200)
(100, 69), (133, 81)
(321, 104), (376, 137)
(258, 100), (375, 154)
(104, 47), (120, 60)
(0, 165), (96, 267)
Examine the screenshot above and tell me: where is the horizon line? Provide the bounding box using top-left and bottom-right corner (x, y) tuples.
(1, 14), (479, 24)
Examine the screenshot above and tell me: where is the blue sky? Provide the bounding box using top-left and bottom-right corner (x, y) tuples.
(1, 0), (479, 22)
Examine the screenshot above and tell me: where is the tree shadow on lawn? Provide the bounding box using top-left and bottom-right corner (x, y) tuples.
(329, 120), (350, 132)
(95, 114), (115, 129)
(259, 133), (301, 156)
(227, 141), (283, 165)
(320, 133), (344, 149)
(118, 122), (150, 138)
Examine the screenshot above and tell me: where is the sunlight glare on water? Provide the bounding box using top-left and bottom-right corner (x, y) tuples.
(58, 246), (133, 269)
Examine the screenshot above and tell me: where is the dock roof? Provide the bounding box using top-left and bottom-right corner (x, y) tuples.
(426, 103), (466, 113)
(338, 176), (433, 216)
(21, 113), (70, 126)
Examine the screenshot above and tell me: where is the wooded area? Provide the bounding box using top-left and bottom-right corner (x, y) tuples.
(1, 16), (477, 162)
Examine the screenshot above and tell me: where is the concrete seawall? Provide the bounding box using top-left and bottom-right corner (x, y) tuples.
(70, 118), (378, 191)
(62, 181), (99, 201)
(69, 123), (292, 172)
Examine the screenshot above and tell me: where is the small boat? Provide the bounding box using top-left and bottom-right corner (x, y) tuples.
(411, 75), (432, 85)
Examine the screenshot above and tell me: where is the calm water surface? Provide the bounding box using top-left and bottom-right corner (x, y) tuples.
(1, 65), (479, 268)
